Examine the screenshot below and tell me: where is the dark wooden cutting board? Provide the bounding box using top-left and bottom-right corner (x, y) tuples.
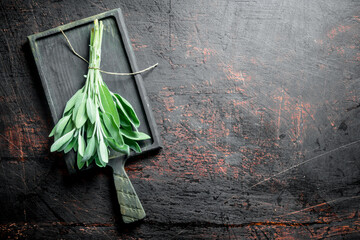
(27, 8), (161, 223)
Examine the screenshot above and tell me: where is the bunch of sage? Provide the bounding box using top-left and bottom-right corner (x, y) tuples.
(49, 19), (150, 169)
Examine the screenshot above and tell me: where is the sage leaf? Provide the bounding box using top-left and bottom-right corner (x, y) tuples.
(108, 138), (129, 155)
(58, 135), (74, 152)
(113, 94), (136, 128)
(102, 112), (117, 135)
(72, 91), (84, 121)
(50, 129), (75, 152)
(55, 115), (71, 137)
(86, 156), (94, 167)
(113, 93), (140, 128)
(102, 112), (124, 145)
(87, 122), (95, 138)
(64, 88), (82, 114)
(99, 83), (120, 127)
(78, 133), (86, 156)
(124, 137), (142, 153)
(99, 118), (111, 139)
(49, 124), (57, 137)
(119, 128), (151, 141)
(82, 135), (96, 161)
(73, 139), (78, 152)
(86, 97), (96, 124)
(64, 137), (77, 154)
(75, 99), (87, 128)
(77, 152), (85, 170)
(119, 113), (132, 127)
(95, 155), (105, 168)
(97, 138), (108, 164)
(63, 120), (74, 135)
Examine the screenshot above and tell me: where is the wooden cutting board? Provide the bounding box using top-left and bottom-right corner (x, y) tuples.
(28, 8), (161, 223)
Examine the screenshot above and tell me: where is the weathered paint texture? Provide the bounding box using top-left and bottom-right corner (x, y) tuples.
(1, 0), (360, 239)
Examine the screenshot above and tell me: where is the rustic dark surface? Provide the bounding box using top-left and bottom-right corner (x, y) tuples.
(1, 0), (360, 239)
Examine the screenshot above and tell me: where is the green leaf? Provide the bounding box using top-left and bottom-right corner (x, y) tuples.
(107, 138), (129, 155)
(119, 114), (132, 128)
(95, 155), (105, 168)
(78, 133), (86, 156)
(73, 139), (78, 152)
(102, 112), (117, 134)
(87, 122), (95, 139)
(49, 124), (57, 137)
(119, 128), (151, 141)
(99, 124), (109, 139)
(72, 91), (84, 121)
(64, 137), (77, 153)
(121, 124), (133, 132)
(63, 120), (74, 134)
(75, 97), (88, 128)
(77, 152), (85, 170)
(82, 135), (96, 161)
(86, 155), (95, 167)
(124, 138), (142, 153)
(58, 134), (74, 152)
(55, 115), (71, 137)
(113, 93), (140, 128)
(97, 138), (108, 164)
(64, 89), (82, 114)
(86, 97), (96, 124)
(102, 112), (124, 146)
(99, 83), (120, 127)
(99, 117), (111, 139)
(50, 129), (75, 152)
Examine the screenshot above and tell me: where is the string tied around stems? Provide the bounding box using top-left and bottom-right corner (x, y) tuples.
(60, 29), (158, 76)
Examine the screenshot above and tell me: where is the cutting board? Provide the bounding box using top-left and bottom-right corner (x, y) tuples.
(28, 9), (161, 223)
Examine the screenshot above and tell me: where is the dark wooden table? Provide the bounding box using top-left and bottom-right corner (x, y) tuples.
(1, 0), (360, 239)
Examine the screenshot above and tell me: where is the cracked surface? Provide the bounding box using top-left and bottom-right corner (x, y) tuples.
(1, 0), (360, 239)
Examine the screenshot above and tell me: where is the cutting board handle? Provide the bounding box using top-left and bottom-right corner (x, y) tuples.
(112, 160), (146, 223)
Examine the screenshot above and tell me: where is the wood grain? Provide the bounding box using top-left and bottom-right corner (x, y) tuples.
(1, 0), (360, 239)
